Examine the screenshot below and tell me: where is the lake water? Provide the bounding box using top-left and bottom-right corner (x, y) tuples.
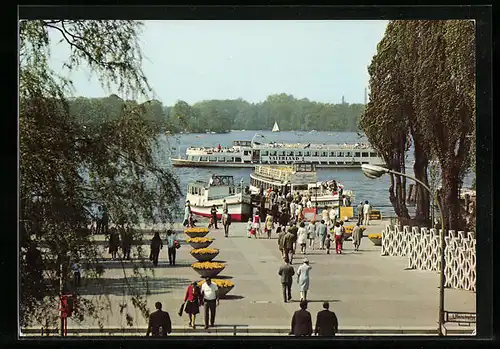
(163, 130), (473, 218)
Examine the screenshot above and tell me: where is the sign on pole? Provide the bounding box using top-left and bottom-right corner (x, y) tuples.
(444, 311), (476, 324)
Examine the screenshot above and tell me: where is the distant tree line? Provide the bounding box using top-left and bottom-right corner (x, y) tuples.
(67, 94), (365, 133)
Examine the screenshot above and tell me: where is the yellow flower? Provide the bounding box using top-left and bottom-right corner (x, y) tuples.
(368, 233), (382, 239)
(198, 279), (234, 288)
(185, 227), (209, 233)
(187, 237), (213, 243)
(190, 248), (219, 255)
(192, 261), (225, 270)
(343, 226), (367, 233)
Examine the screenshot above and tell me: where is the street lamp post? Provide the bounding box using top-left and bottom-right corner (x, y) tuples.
(361, 164), (446, 336)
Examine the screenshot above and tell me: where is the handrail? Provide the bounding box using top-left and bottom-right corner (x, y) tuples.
(23, 325), (475, 337)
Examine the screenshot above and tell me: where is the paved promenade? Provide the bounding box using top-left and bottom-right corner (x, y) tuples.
(54, 219), (475, 334)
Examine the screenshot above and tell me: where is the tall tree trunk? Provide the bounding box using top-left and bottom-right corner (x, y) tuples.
(442, 168), (462, 231)
(413, 141), (430, 225)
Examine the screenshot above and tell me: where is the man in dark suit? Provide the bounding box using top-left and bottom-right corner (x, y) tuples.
(314, 302), (338, 336)
(278, 261), (295, 302)
(146, 302), (172, 336)
(290, 300), (313, 336)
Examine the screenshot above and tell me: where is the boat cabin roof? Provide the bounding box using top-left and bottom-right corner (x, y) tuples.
(232, 140), (252, 147)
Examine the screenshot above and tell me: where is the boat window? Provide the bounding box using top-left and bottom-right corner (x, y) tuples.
(228, 157), (234, 162)
(370, 152), (378, 157)
(362, 152), (369, 157)
(270, 151), (277, 156)
(321, 151), (327, 157)
(329, 152), (335, 157)
(355, 152), (361, 157)
(200, 156), (207, 161)
(312, 151), (319, 157)
(209, 156), (217, 161)
(346, 152), (352, 157)
(279, 151), (286, 156)
(235, 157), (242, 162)
(193, 156), (200, 161)
(229, 187), (234, 194)
(296, 151), (302, 156)
(304, 151), (310, 156)
(243, 151), (249, 155)
(287, 151), (294, 156)
(338, 152), (344, 157)
(262, 150), (269, 156)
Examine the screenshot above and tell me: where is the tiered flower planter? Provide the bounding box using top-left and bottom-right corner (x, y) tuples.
(368, 233), (382, 246)
(186, 226), (234, 298)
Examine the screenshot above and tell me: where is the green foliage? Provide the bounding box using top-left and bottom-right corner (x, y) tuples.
(68, 94), (366, 134)
(19, 20), (182, 329)
(360, 20), (475, 230)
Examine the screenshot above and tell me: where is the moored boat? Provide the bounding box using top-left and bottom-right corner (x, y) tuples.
(172, 133), (385, 169)
(186, 175), (252, 222)
(249, 163), (354, 207)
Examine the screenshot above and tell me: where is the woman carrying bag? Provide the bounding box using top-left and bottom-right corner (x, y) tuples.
(182, 281), (202, 328)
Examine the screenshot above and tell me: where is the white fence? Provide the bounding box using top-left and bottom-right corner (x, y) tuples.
(381, 225), (476, 292)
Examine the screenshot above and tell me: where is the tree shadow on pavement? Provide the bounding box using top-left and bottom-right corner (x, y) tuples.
(76, 276), (191, 296)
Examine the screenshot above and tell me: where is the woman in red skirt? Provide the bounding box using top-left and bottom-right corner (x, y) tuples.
(333, 222), (343, 254)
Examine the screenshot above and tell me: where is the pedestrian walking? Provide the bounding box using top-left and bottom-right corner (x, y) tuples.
(150, 231), (163, 267)
(222, 199), (227, 212)
(277, 226), (287, 260)
(314, 302), (338, 336)
(72, 261), (81, 288)
(279, 209), (290, 228)
(222, 209), (232, 238)
(352, 222), (362, 251)
(253, 211), (262, 238)
(297, 258), (312, 302)
(283, 228), (296, 264)
(357, 202), (363, 224)
(363, 200), (371, 226)
(200, 277), (219, 329)
(289, 300), (313, 336)
(316, 220), (327, 249)
(209, 205), (218, 229)
(108, 228), (120, 259)
(307, 221), (316, 250)
(265, 214), (274, 239)
(333, 222), (342, 254)
(120, 228), (132, 260)
(183, 281), (202, 328)
(183, 201), (191, 227)
(278, 260), (295, 302)
(247, 218), (255, 238)
(297, 222), (308, 254)
(95, 205), (104, 234)
(165, 230), (177, 266)
(101, 206), (109, 234)
(324, 233), (332, 254)
(146, 302), (172, 336)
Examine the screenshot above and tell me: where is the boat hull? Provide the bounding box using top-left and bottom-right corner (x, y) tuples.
(173, 158), (385, 169)
(190, 202), (252, 222)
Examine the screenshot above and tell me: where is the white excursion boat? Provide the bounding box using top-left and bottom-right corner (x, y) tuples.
(186, 175), (252, 222)
(272, 121), (280, 132)
(249, 163), (354, 207)
(172, 133), (385, 168)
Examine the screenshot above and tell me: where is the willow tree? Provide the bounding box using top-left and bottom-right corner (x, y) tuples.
(360, 22), (411, 219)
(19, 20), (182, 330)
(412, 20), (475, 231)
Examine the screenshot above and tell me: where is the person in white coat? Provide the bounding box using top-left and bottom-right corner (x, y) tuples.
(363, 201), (371, 226)
(297, 222), (308, 254)
(307, 221), (316, 249)
(297, 259), (312, 302)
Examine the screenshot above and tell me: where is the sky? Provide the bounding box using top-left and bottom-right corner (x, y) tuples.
(49, 20), (389, 106)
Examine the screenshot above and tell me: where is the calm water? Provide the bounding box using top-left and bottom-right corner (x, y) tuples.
(162, 130), (473, 217)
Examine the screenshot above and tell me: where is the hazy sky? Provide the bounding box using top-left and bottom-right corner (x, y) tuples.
(49, 20), (388, 106)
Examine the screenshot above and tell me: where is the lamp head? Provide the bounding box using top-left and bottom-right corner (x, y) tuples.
(361, 164), (389, 179)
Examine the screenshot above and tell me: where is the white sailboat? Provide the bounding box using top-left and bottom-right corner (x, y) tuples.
(272, 121), (280, 132)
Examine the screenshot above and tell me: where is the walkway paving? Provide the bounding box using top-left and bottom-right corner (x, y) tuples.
(59, 219), (475, 332)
